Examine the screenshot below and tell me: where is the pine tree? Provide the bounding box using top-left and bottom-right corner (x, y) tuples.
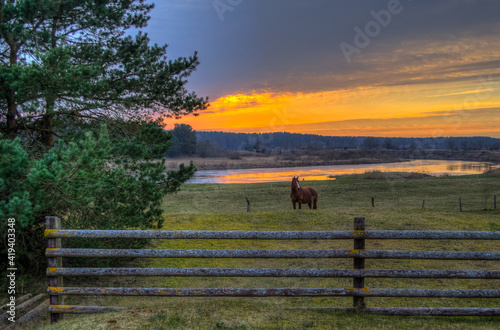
(0, 1), (207, 275)
(0, 0), (207, 146)
(168, 123), (198, 156)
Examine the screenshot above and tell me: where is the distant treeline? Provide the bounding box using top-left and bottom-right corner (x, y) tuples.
(196, 131), (500, 151)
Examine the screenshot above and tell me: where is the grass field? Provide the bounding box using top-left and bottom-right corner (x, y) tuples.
(33, 173), (500, 329)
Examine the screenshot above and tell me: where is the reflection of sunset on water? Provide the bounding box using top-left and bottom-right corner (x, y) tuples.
(446, 163), (495, 172)
(187, 160), (500, 184)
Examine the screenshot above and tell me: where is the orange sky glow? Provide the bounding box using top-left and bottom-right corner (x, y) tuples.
(177, 79), (500, 137)
(160, 14), (500, 138)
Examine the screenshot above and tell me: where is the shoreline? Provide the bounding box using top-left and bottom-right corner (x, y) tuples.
(166, 157), (408, 171)
(165, 149), (500, 171)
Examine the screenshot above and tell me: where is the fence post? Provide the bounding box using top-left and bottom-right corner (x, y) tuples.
(371, 197), (374, 207)
(46, 216), (63, 323)
(459, 197), (462, 212)
(422, 199), (425, 208)
(353, 217), (366, 311)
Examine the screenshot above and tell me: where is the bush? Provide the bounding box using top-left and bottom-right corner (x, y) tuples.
(228, 151), (242, 160)
(0, 127), (195, 278)
(197, 140), (228, 158)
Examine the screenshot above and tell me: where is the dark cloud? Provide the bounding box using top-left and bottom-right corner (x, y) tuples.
(146, 0), (500, 99)
(383, 73), (500, 88)
(420, 107), (500, 118)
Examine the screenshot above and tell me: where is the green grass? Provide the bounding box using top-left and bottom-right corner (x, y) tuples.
(33, 174), (500, 329)
(164, 174), (499, 214)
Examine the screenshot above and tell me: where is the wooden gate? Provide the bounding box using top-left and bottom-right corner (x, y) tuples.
(45, 216), (500, 323)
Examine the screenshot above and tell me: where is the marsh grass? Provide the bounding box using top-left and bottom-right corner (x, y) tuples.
(164, 149), (404, 171)
(32, 175), (499, 329)
(164, 174), (499, 213)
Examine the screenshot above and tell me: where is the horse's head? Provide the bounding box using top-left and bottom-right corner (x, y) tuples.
(291, 176), (301, 191)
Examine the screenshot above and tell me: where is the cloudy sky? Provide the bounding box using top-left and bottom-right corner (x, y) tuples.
(143, 0), (500, 137)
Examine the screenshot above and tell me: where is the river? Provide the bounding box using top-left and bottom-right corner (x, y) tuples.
(185, 160), (499, 184)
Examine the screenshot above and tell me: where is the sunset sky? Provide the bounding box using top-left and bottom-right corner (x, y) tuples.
(146, 0), (500, 138)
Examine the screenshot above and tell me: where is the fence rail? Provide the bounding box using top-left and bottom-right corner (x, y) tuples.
(45, 248), (500, 260)
(45, 216), (500, 322)
(46, 267), (500, 278)
(290, 307), (500, 316)
(45, 229), (500, 240)
(47, 287), (500, 298)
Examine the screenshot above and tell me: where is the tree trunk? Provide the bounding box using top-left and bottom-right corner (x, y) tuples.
(41, 113), (55, 147)
(5, 93), (17, 138)
(4, 43), (18, 139)
(39, 16), (61, 147)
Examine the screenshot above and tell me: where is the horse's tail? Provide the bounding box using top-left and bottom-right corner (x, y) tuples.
(312, 189), (318, 209)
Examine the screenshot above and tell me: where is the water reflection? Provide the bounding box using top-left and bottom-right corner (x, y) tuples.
(187, 160), (499, 184)
(446, 163), (494, 172)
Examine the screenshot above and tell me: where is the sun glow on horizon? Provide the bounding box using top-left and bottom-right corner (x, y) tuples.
(176, 82), (500, 138)
(157, 3), (500, 139)
(171, 36), (500, 138)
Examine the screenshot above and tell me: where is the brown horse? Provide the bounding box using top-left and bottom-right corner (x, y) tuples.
(290, 176), (318, 210)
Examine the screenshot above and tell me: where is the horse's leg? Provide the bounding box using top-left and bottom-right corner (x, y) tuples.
(298, 203), (302, 209)
(313, 196), (317, 209)
(308, 202), (312, 209)
(293, 201), (296, 210)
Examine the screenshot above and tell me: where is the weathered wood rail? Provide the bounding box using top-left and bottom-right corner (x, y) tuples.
(45, 216), (500, 323)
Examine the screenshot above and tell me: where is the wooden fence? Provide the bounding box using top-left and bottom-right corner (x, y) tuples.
(45, 216), (500, 323)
